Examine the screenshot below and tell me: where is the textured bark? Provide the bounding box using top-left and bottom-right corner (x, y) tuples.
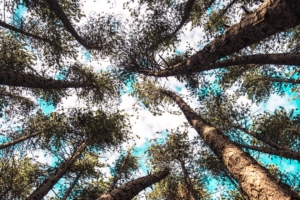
(137, 0), (300, 77)
(97, 168), (170, 200)
(26, 139), (91, 200)
(234, 142), (300, 162)
(178, 157), (197, 200)
(0, 131), (42, 150)
(44, 0), (102, 50)
(161, 89), (299, 200)
(61, 173), (81, 200)
(0, 69), (90, 89)
(0, 21), (51, 43)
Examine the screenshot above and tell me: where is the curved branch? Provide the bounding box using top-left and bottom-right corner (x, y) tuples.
(136, 0), (300, 77)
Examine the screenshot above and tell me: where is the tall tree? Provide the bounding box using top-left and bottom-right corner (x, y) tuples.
(132, 80), (299, 199)
(160, 89), (299, 199)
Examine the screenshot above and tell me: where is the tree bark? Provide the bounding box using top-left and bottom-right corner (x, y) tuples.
(26, 138), (91, 200)
(0, 69), (91, 89)
(0, 131), (42, 150)
(137, 0), (300, 77)
(161, 89), (299, 200)
(234, 142), (300, 161)
(178, 157), (198, 200)
(97, 168), (170, 200)
(61, 173), (81, 200)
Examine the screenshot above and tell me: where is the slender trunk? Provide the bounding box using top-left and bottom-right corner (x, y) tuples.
(44, 0), (102, 50)
(97, 168), (170, 200)
(178, 157), (197, 200)
(140, 53), (300, 75)
(109, 152), (130, 191)
(26, 138), (91, 200)
(0, 69), (90, 89)
(0, 20), (51, 43)
(210, 53), (300, 71)
(232, 124), (293, 151)
(234, 142), (300, 161)
(0, 131), (42, 150)
(137, 0), (300, 77)
(61, 173), (81, 200)
(172, 0), (196, 35)
(161, 89), (299, 199)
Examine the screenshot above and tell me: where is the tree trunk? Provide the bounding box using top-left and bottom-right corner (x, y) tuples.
(0, 131), (42, 150)
(61, 173), (81, 200)
(172, 0), (197, 35)
(137, 0), (300, 77)
(0, 69), (90, 89)
(97, 168), (170, 200)
(257, 76), (300, 84)
(178, 157), (198, 200)
(26, 138), (91, 200)
(44, 0), (102, 50)
(161, 89), (299, 200)
(109, 151), (130, 191)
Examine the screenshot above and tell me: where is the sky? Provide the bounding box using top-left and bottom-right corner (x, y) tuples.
(2, 0), (300, 199)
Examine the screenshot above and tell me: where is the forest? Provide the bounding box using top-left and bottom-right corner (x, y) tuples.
(1, 0), (300, 199)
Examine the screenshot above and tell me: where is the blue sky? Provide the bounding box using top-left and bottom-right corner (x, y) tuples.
(2, 0), (300, 199)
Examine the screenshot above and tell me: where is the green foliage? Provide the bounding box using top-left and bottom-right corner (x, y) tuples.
(131, 79), (176, 116)
(252, 108), (300, 151)
(0, 157), (45, 199)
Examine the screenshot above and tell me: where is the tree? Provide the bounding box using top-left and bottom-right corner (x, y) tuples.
(2, 0), (300, 199)
(132, 80), (299, 199)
